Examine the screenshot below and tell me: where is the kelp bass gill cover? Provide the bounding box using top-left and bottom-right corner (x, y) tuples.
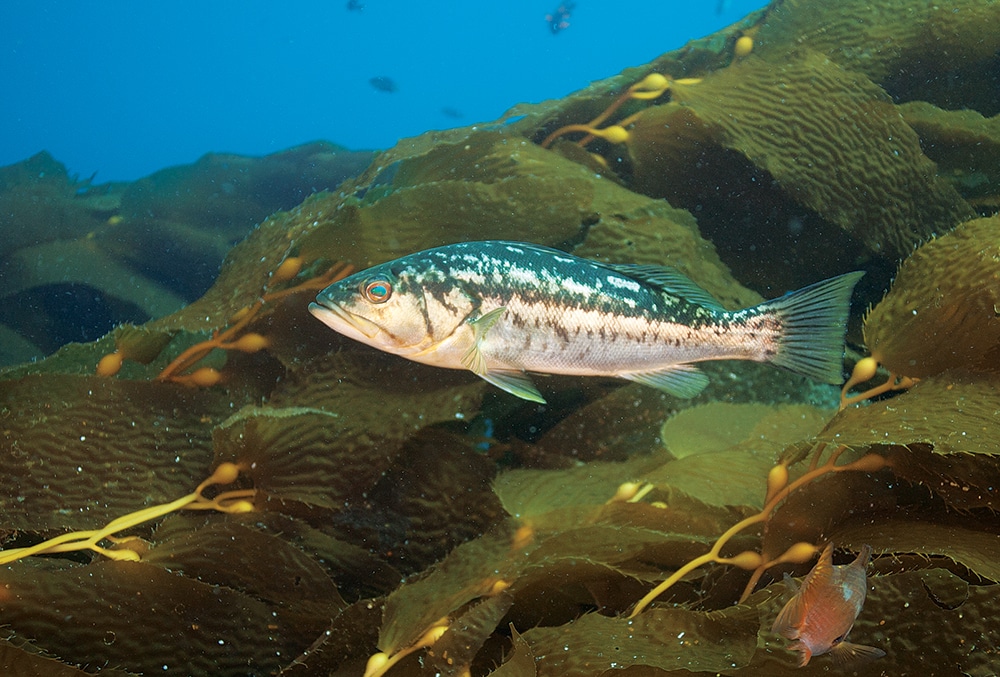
(309, 241), (862, 403)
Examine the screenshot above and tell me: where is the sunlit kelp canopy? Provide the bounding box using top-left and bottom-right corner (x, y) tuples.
(1, 0), (1000, 674)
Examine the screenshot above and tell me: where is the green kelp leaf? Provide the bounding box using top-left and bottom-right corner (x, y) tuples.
(278, 598), (384, 677)
(641, 448), (775, 513)
(266, 352), (485, 435)
(646, 401), (837, 511)
(112, 322), (178, 364)
(213, 405), (399, 510)
(859, 216), (1000, 379)
(831, 518), (1000, 583)
(379, 526), (514, 655)
(0, 637), (138, 676)
(822, 372), (1000, 511)
(229, 510), (403, 599)
(630, 53), (971, 261)
(379, 498), (755, 656)
(529, 383), (678, 465)
(360, 428), (504, 573)
(489, 626), (536, 677)
(352, 175), (594, 265)
(825, 369), (1000, 450)
(145, 514), (347, 614)
(752, 0), (1000, 88)
(520, 607), (757, 676)
(0, 373), (224, 533)
(426, 592), (515, 676)
(493, 454), (667, 519)
(881, 443), (1000, 512)
(900, 102), (1000, 204)
(213, 353), (485, 512)
(0, 559), (307, 676)
(660, 403), (834, 460)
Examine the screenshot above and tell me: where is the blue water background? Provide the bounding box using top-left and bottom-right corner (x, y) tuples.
(2, 1), (766, 182)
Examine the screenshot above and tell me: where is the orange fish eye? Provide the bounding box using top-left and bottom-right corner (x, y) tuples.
(362, 278), (392, 303)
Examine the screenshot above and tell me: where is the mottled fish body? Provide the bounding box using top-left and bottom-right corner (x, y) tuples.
(309, 241), (863, 403)
(772, 544), (885, 666)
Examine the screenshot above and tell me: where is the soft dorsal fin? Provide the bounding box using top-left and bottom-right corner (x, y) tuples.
(604, 263), (726, 310)
(800, 543), (835, 593)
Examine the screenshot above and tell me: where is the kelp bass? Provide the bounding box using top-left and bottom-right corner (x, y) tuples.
(310, 241), (862, 403)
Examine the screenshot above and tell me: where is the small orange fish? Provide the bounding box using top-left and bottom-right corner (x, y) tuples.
(772, 543), (885, 667)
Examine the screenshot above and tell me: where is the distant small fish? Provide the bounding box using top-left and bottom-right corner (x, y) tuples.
(346, 0), (364, 11)
(310, 241), (862, 403)
(545, 2), (575, 34)
(441, 106), (464, 119)
(369, 76), (397, 93)
(716, 0), (731, 14)
(772, 544), (886, 667)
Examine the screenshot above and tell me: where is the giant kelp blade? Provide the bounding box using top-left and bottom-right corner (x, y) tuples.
(425, 592), (514, 676)
(831, 518), (1000, 584)
(489, 627), (536, 677)
(0, 374), (224, 532)
(379, 526), (515, 655)
(642, 52), (972, 260)
(145, 513), (347, 613)
(378, 495), (753, 657)
(824, 372), (1000, 456)
(752, 0), (1000, 95)
(212, 354), (484, 512)
(0, 560), (294, 675)
(358, 427), (503, 572)
(520, 607), (757, 676)
(861, 216), (1000, 378)
(659, 402), (834, 460)
(899, 102), (1000, 206)
(0, 636), (138, 676)
(822, 372), (1000, 512)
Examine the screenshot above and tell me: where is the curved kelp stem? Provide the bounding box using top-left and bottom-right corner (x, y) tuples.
(96, 258), (353, 385)
(540, 74), (701, 149)
(0, 463), (254, 565)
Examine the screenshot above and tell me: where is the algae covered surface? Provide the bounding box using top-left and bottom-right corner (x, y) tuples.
(2, 0), (1000, 675)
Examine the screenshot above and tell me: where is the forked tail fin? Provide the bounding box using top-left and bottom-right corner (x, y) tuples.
(758, 272), (865, 384)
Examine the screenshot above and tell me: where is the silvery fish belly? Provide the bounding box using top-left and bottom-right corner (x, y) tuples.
(309, 241), (863, 403)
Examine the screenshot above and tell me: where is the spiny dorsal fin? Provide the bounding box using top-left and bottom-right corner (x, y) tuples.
(604, 263), (726, 310)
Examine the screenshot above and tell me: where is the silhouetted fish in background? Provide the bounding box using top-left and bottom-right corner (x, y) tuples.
(441, 107), (464, 119)
(545, 2), (575, 34)
(369, 76), (398, 93)
(716, 0), (731, 14)
(310, 241), (862, 403)
(773, 544), (886, 667)
(346, 0), (364, 11)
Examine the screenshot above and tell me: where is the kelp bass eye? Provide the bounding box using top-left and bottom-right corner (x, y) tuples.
(362, 278), (392, 303)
